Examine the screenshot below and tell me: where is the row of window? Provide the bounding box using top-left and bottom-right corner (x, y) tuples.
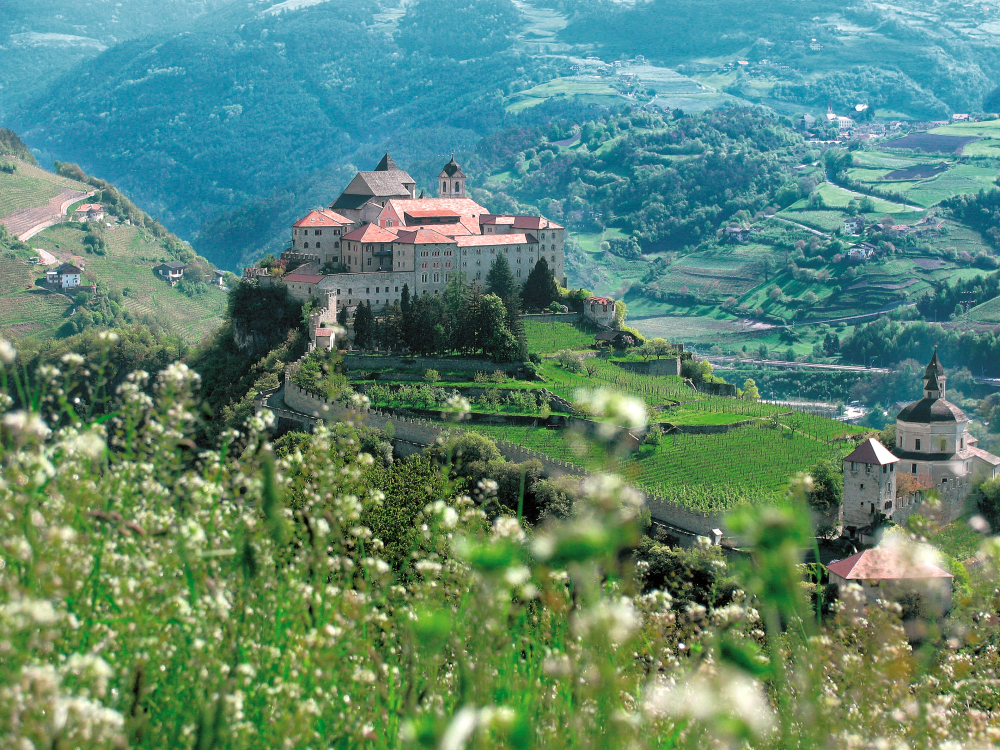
(302, 241), (340, 250)
(897, 436), (964, 452)
(295, 228), (341, 236)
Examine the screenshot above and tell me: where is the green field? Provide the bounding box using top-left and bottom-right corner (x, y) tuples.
(0, 159), (90, 219)
(524, 319), (596, 353)
(30, 224), (226, 343)
(506, 78), (621, 113)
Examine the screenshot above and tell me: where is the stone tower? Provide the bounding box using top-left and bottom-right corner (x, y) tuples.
(438, 154), (466, 199)
(842, 437), (900, 536)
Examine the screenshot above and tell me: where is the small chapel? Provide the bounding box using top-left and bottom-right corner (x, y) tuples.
(842, 349), (1000, 536)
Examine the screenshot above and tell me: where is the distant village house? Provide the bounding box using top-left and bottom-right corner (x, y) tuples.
(74, 204), (105, 223)
(47, 262), (84, 289)
(154, 261), (187, 285)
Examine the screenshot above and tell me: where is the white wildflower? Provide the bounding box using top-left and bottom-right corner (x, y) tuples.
(0, 337), (16, 364)
(3, 411), (51, 441)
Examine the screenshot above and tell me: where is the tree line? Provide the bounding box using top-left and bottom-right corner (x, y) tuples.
(350, 255), (562, 361)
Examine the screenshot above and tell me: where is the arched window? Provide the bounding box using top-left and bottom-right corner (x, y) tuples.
(454, 181), (460, 192)
(316, 242), (321, 249)
(442, 181), (447, 192)
(304, 242), (309, 248)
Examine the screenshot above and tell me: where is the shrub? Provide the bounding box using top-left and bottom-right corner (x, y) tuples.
(555, 349), (584, 373)
(423, 368), (440, 383)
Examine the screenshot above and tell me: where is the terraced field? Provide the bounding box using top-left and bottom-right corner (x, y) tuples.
(31, 224), (226, 343)
(524, 319), (596, 353)
(0, 160), (89, 219)
(970, 295), (1000, 323)
(0, 254), (70, 338)
(466, 420), (856, 513)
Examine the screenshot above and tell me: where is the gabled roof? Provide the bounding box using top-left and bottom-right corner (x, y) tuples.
(330, 193), (374, 211)
(587, 296), (615, 305)
(844, 438), (899, 466)
(969, 447), (1000, 467)
(827, 547), (952, 581)
(480, 214), (564, 230)
(395, 228), (456, 245)
(283, 273), (324, 284)
(56, 263), (83, 274)
(455, 233), (536, 247)
(293, 209), (353, 228)
(75, 203), (103, 212)
(384, 198), (488, 221)
(157, 261), (187, 270)
(343, 223), (398, 243)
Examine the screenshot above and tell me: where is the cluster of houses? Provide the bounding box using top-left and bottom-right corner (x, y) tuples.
(842, 214), (945, 261)
(724, 225), (764, 244)
(570, 55), (645, 78)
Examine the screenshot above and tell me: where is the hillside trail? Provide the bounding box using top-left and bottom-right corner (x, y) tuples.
(0, 186), (94, 240)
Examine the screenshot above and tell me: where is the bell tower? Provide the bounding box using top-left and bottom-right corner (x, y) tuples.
(923, 347), (946, 400)
(438, 153), (466, 199)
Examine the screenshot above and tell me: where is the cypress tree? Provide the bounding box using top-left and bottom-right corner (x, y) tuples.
(521, 257), (559, 310)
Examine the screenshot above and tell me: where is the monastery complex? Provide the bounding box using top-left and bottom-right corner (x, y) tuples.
(265, 153), (566, 313)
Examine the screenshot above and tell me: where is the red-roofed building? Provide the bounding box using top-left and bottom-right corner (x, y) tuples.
(291, 209), (354, 266)
(827, 546), (953, 613)
(343, 223), (398, 273)
(583, 296), (616, 328)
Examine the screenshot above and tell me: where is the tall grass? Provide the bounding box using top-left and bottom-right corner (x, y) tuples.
(2, 337), (1000, 749)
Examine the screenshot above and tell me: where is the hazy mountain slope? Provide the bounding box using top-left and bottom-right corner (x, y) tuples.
(0, 0), (238, 116)
(11, 0), (556, 267)
(555, 0), (999, 114)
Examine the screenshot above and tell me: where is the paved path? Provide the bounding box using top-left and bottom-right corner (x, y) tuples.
(33, 247), (56, 266)
(705, 356), (894, 374)
(0, 187), (94, 240)
(765, 214), (830, 238)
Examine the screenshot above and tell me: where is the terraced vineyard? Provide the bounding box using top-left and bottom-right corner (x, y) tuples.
(0, 159), (89, 219)
(0, 254), (70, 338)
(465, 419), (857, 513)
(30, 224), (226, 343)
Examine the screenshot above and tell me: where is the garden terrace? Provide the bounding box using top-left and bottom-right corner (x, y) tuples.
(524, 319), (598, 353)
(464, 420), (858, 514)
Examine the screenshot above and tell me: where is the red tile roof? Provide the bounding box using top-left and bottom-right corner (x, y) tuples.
(480, 214), (564, 230)
(293, 209), (353, 228)
(403, 209), (461, 220)
(586, 296), (615, 305)
(395, 228), (456, 245)
(343, 223), (398, 242)
(283, 273), (324, 284)
(843, 438), (900, 466)
(383, 198), (488, 220)
(455, 233), (536, 247)
(827, 547), (952, 581)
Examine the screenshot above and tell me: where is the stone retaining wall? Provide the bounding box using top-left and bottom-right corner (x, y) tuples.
(276, 380), (723, 544)
(614, 358), (682, 377)
(343, 354), (522, 374)
(520, 312), (582, 323)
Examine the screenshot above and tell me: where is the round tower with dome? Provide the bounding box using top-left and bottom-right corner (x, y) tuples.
(890, 349), (1000, 510)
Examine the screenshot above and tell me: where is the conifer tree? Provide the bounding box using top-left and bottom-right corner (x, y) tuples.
(521, 257), (559, 310)
(486, 254), (518, 311)
(353, 301), (373, 350)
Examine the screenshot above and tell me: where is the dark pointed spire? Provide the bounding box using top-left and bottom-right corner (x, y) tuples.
(440, 153), (465, 178)
(924, 346), (942, 379)
(374, 152), (398, 172)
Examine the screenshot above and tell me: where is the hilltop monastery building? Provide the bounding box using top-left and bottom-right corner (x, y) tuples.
(275, 154), (566, 312)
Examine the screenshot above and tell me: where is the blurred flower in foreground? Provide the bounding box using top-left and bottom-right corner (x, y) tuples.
(574, 388), (647, 439)
(645, 665), (774, 741)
